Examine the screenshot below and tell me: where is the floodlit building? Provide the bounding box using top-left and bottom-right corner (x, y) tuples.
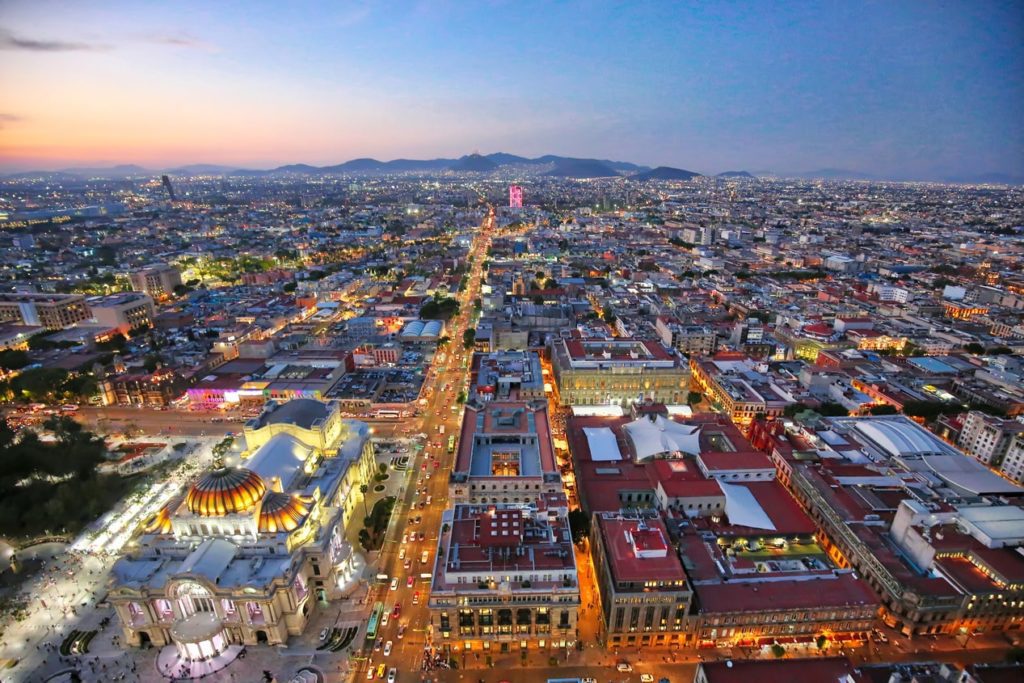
(108, 398), (374, 663)
(88, 292), (156, 334)
(0, 292), (90, 330)
(449, 401), (563, 505)
(550, 336), (690, 407)
(427, 501), (579, 656)
(129, 263), (182, 300)
(590, 515), (692, 648)
(770, 415), (1024, 637)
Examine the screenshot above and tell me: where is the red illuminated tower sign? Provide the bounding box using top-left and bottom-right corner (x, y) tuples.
(509, 185), (523, 209)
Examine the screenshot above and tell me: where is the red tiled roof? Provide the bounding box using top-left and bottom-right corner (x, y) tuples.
(696, 573), (878, 613)
(599, 517), (686, 583)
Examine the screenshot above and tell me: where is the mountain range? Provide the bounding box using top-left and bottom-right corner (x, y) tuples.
(4, 155), (1021, 185)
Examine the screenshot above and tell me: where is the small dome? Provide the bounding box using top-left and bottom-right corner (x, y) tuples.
(258, 492), (312, 533)
(186, 467), (266, 516)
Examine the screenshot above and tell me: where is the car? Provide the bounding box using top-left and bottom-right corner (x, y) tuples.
(616, 662), (633, 672)
(397, 624), (406, 639)
(404, 558), (412, 570)
(381, 611), (390, 627)
(399, 548), (406, 560)
(401, 533), (408, 544)
(582, 679), (597, 683)
(319, 628), (329, 641)
(366, 665), (375, 679)
(377, 663), (386, 679)
(417, 531), (425, 542)
(387, 668), (397, 683)
(392, 603), (401, 618)
(640, 675), (655, 683)
(412, 591), (419, 605)
(374, 638), (383, 651)
(390, 578), (398, 591)
(407, 575), (414, 587)
(383, 640), (393, 656)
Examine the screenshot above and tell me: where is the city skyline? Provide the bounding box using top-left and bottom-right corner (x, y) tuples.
(1, 0), (1022, 179)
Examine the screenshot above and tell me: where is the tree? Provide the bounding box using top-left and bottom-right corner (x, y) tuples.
(868, 404), (898, 416)
(0, 349), (30, 371)
(817, 402), (849, 417)
(568, 509), (591, 545)
(902, 400), (963, 421)
(456, 390), (466, 404)
(771, 644), (785, 658)
(686, 391), (703, 406)
(436, 335), (451, 348)
(462, 328), (476, 349)
(533, 295), (545, 305)
(816, 634), (828, 650)
(359, 484), (369, 518)
(964, 342), (985, 355)
(282, 281), (297, 293)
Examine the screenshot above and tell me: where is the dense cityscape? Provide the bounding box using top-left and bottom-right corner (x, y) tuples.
(2, 0), (1024, 682)
(0, 164), (1021, 683)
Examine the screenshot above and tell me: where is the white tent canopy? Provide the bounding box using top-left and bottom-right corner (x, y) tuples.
(623, 415), (701, 461)
(583, 427), (622, 462)
(720, 481), (776, 531)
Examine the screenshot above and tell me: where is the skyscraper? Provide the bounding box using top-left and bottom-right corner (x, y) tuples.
(161, 174), (177, 202)
(509, 184), (523, 209)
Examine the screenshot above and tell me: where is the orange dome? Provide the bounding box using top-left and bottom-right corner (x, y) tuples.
(258, 492), (312, 533)
(186, 467), (266, 516)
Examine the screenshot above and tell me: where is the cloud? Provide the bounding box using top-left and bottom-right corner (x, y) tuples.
(0, 113), (23, 129)
(145, 34), (218, 51)
(0, 28), (109, 52)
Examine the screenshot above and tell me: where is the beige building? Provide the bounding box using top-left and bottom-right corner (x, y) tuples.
(130, 263), (182, 300)
(89, 292), (155, 335)
(0, 292), (90, 330)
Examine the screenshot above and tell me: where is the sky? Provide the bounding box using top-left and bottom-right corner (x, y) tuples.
(1, 0), (1022, 179)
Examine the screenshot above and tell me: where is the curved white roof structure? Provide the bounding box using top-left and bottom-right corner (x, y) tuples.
(853, 420), (943, 457)
(401, 320), (425, 338)
(624, 415), (701, 461)
(422, 320), (443, 338)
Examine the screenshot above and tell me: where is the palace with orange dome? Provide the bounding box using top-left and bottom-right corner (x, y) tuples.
(107, 399), (375, 661)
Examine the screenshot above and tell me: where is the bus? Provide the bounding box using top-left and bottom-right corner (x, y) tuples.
(447, 435), (456, 454)
(366, 601), (384, 641)
(376, 410), (400, 420)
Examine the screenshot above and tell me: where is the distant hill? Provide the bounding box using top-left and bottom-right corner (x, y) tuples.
(449, 154), (498, 172)
(631, 166), (701, 181)
(60, 164), (151, 178)
(165, 164), (237, 175)
(485, 152), (532, 165)
(323, 158), (385, 172)
(544, 158), (619, 178)
(717, 170), (754, 179)
(272, 163), (321, 174)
